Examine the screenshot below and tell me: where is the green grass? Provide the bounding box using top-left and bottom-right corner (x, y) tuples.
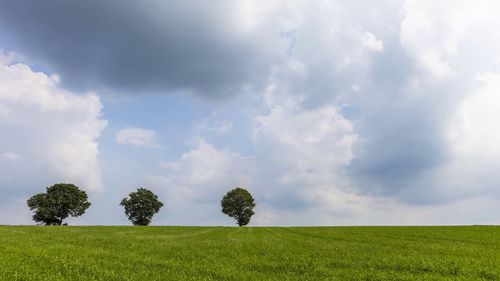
(0, 226), (498, 280)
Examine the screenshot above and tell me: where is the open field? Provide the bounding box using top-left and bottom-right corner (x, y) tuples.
(0, 226), (498, 280)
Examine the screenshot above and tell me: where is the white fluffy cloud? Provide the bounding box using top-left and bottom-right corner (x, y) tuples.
(146, 85), (364, 225)
(252, 85), (358, 202)
(0, 51), (107, 203)
(400, 0), (500, 80)
(361, 32), (384, 52)
(116, 127), (159, 148)
(148, 138), (252, 225)
(429, 71), (500, 199)
(249, 91), (374, 224)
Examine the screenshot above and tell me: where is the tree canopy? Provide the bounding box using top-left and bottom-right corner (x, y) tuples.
(221, 187), (255, 226)
(27, 183), (91, 225)
(120, 188), (163, 226)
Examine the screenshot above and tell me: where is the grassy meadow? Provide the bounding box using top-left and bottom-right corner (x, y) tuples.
(0, 226), (498, 280)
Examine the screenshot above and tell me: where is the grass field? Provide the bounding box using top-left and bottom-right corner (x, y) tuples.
(0, 226), (498, 280)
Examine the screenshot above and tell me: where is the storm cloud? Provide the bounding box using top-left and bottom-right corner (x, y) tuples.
(0, 0), (284, 97)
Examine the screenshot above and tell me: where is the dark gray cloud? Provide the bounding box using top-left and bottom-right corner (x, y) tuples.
(348, 101), (450, 198)
(0, 0), (279, 97)
(345, 44), (462, 202)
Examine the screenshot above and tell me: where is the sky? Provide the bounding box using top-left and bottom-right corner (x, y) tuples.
(0, 0), (499, 226)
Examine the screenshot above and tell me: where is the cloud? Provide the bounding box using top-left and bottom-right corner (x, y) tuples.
(144, 0), (500, 224)
(415, 71), (500, 202)
(2, 1), (500, 225)
(0, 51), (107, 202)
(147, 86), (363, 224)
(252, 86), (358, 208)
(116, 127), (159, 148)
(0, 0), (287, 97)
(248, 0), (500, 210)
(196, 119), (233, 134)
(346, 0), (500, 204)
(0, 152), (20, 161)
(361, 32), (384, 52)
(148, 138), (252, 225)
(400, 0), (500, 80)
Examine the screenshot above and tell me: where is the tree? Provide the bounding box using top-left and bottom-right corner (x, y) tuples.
(120, 188), (163, 226)
(221, 187), (256, 227)
(27, 183), (91, 225)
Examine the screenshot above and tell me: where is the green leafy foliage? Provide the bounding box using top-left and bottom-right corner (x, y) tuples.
(120, 188), (163, 226)
(26, 183), (91, 225)
(221, 187), (255, 226)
